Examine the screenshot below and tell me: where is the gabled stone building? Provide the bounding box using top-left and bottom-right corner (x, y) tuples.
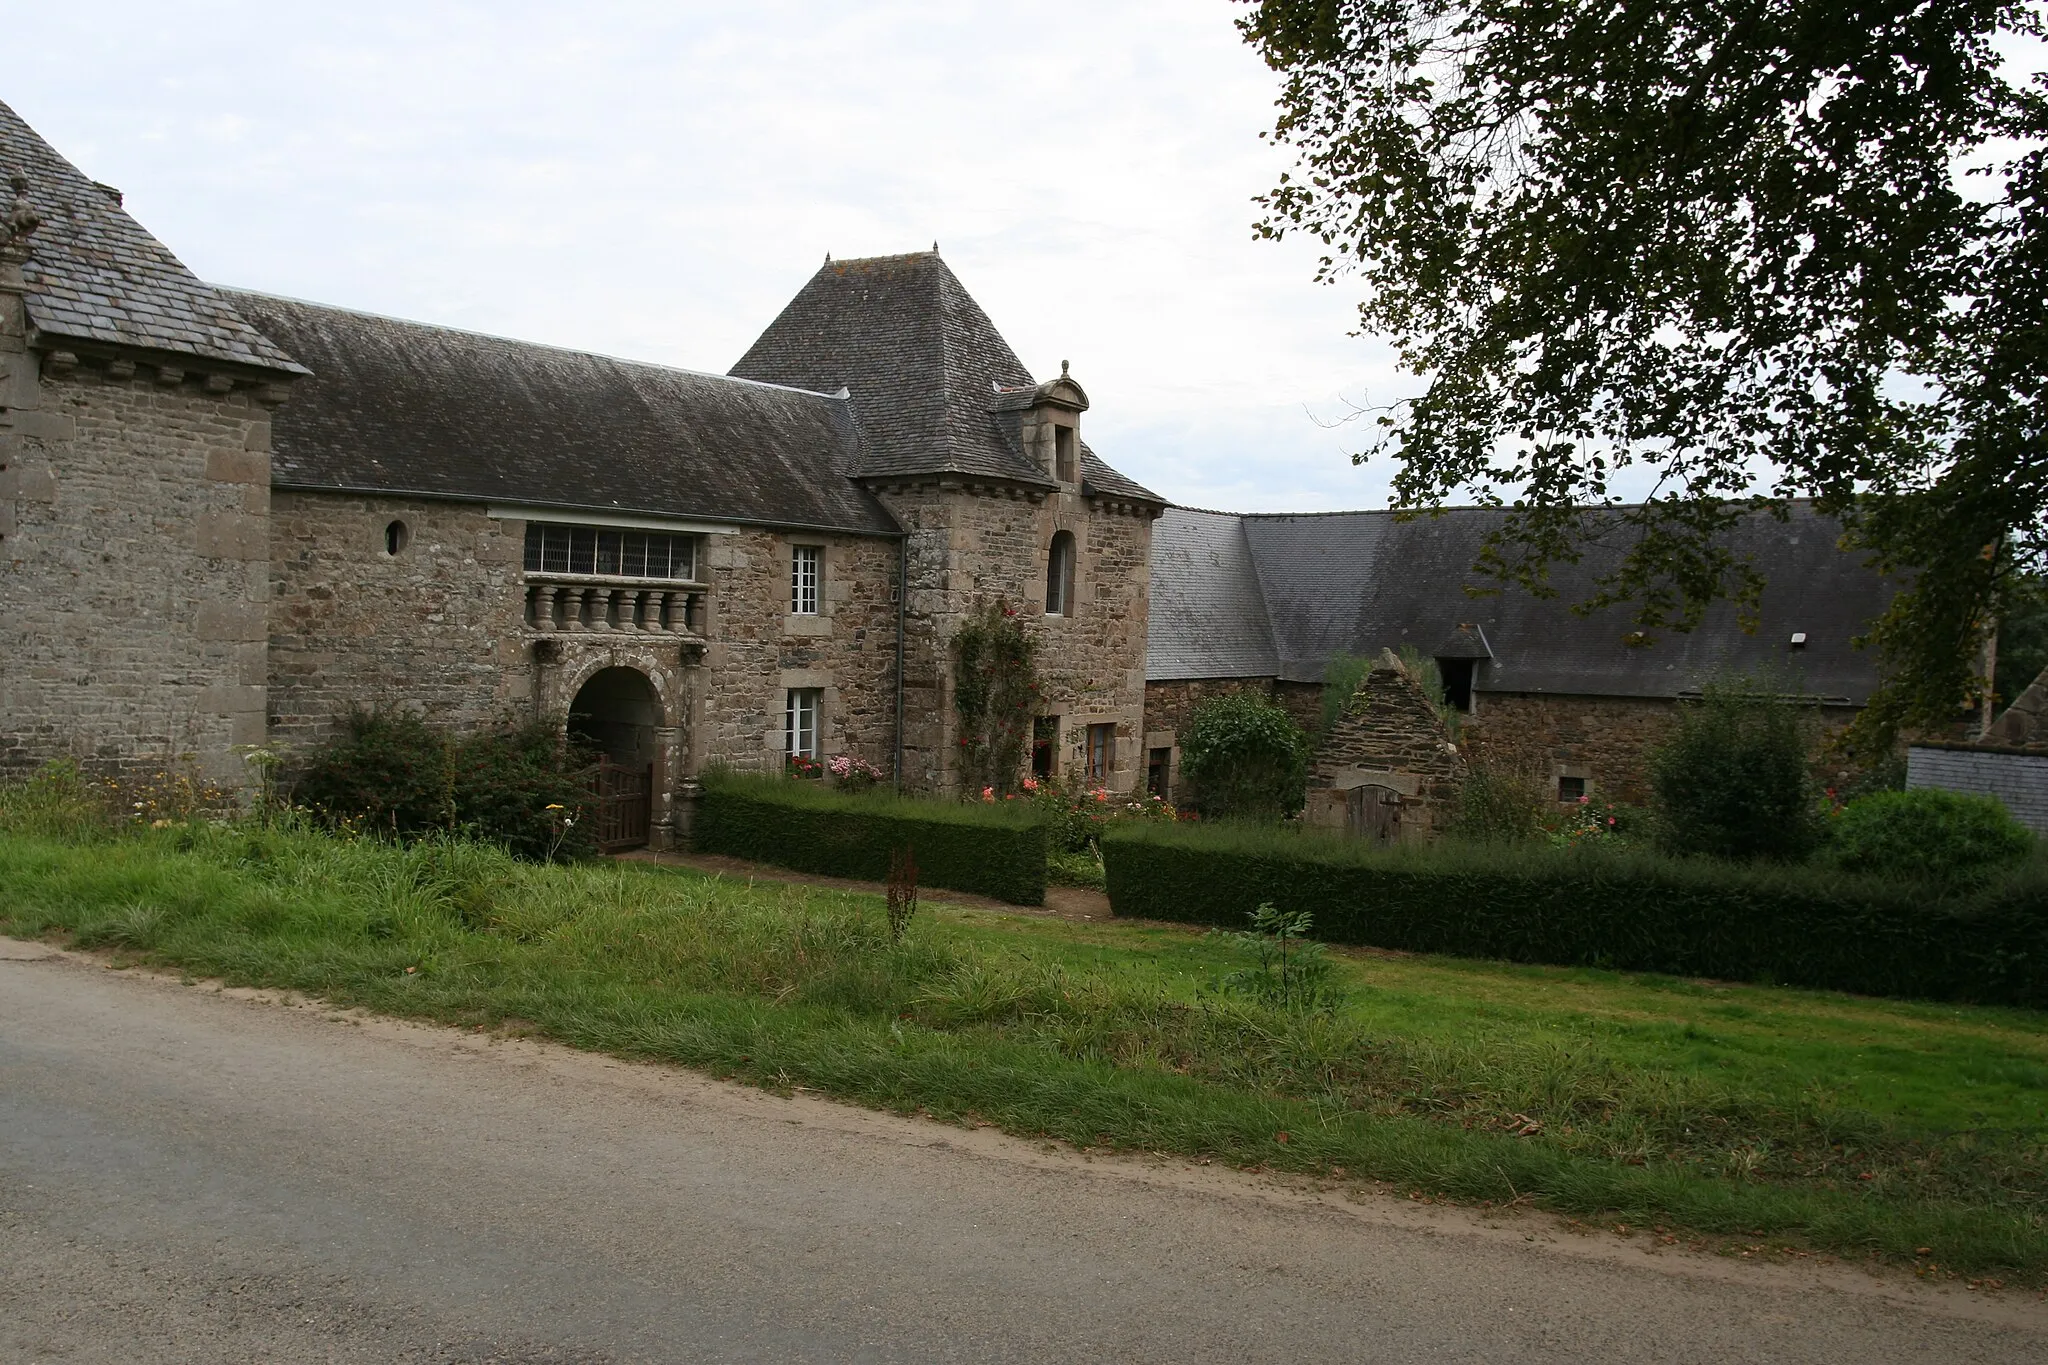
(3, 97), (1905, 847)
(1145, 504), (1895, 814)
(0, 99), (1162, 848)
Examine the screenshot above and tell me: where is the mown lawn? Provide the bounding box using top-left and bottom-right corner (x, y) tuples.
(2, 819), (2043, 1283)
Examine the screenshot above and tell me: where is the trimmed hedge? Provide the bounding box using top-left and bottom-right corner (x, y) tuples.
(696, 772), (1048, 906)
(1103, 822), (2048, 1008)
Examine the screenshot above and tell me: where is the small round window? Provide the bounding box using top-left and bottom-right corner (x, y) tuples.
(384, 520), (410, 556)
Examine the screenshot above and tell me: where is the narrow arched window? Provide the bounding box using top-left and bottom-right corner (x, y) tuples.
(1045, 531), (1076, 617)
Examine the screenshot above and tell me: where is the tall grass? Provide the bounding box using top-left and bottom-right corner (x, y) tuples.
(2, 815), (2044, 1281)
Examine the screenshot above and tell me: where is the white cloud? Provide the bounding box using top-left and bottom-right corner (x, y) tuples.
(8, 0), (1411, 510)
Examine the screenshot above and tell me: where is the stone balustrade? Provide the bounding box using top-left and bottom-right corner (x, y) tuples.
(524, 576), (705, 635)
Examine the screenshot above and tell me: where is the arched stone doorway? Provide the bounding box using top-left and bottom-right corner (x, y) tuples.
(568, 666), (661, 851)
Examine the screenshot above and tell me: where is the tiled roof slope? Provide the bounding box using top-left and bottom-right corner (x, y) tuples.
(0, 100), (301, 374)
(730, 251), (1160, 503)
(1147, 508), (1281, 680)
(229, 291), (898, 536)
(1150, 504), (1892, 703)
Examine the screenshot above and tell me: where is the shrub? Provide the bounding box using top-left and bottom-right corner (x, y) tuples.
(297, 709), (597, 859)
(953, 601), (1038, 797)
(1028, 777), (1176, 854)
(296, 709), (455, 834)
(827, 754), (884, 793)
(1833, 788), (2034, 884)
(1650, 679), (1824, 862)
(1450, 768), (1545, 843)
(1101, 820), (2048, 1008)
(1180, 691), (1310, 819)
(1319, 652), (1374, 737)
(696, 770), (1048, 905)
(1047, 846), (1106, 891)
(449, 720), (599, 862)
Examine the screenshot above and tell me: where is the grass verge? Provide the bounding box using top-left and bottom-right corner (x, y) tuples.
(2, 818), (2044, 1284)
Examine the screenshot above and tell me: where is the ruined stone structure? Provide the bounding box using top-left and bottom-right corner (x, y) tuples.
(1301, 656), (1467, 842)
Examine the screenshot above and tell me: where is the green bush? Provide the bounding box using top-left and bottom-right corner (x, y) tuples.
(1318, 652), (1374, 737)
(1101, 821), (2048, 1008)
(1450, 768), (1545, 843)
(1650, 680), (1824, 862)
(696, 770), (1048, 905)
(448, 720), (600, 861)
(1180, 691), (1310, 820)
(1833, 788), (2034, 884)
(296, 709), (597, 860)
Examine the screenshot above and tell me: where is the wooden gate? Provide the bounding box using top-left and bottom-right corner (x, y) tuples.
(590, 759), (653, 852)
(1345, 784), (1402, 844)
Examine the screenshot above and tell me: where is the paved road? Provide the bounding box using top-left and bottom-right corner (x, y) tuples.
(3, 939), (2043, 1363)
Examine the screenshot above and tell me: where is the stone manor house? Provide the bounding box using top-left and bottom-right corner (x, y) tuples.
(0, 100), (1893, 848)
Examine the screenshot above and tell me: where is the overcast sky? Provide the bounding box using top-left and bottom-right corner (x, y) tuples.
(8, 1), (1416, 512)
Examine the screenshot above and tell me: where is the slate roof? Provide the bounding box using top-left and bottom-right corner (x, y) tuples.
(0, 99), (302, 375)
(730, 251), (1160, 503)
(1148, 504), (1893, 703)
(1148, 508), (1281, 680)
(228, 291), (899, 536)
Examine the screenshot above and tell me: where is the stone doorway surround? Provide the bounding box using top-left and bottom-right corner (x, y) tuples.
(537, 642), (694, 851)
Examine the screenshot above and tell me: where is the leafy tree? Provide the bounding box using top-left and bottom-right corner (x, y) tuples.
(1181, 690), (1311, 818)
(1649, 680), (1823, 861)
(1240, 0), (2048, 745)
(1994, 576), (2048, 708)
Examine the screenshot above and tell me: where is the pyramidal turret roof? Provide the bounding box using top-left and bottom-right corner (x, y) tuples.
(0, 98), (301, 375)
(731, 251), (1158, 502)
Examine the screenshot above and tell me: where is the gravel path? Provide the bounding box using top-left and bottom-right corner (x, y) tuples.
(3, 936), (2042, 1363)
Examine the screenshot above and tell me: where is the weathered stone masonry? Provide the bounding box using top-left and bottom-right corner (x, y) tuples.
(2, 349), (279, 784)
(877, 479), (1155, 795)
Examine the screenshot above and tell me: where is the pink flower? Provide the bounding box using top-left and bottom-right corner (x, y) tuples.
(981, 786), (995, 802)
(1022, 778), (1039, 792)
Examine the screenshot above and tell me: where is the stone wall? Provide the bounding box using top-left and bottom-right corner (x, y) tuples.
(691, 526), (899, 777)
(268, 497), (901, 844)
(2, 329), (278, 786)
(1457, 692), (1680, 804)
(1303, 664), (1466, 840)
(268, 492), (529, 754)
(877, 479), (1154, 794)
(1457, 690), (1859, 805)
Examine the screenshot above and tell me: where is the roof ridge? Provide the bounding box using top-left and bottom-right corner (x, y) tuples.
(218, 287), (853, 404)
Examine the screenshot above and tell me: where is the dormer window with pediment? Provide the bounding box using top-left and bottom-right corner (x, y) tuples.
(1018, 360), (1089, 486)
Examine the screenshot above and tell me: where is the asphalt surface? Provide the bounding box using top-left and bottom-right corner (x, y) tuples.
(3, 937), (2044, 1363)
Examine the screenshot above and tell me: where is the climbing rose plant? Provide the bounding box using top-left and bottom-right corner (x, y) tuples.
(952, 601), (1038, 798)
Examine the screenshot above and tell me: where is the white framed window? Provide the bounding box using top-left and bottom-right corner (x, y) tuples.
(791, 544), (821, 615)
(785, 688), (822, 760)
(1045, 531), (1076, 617)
